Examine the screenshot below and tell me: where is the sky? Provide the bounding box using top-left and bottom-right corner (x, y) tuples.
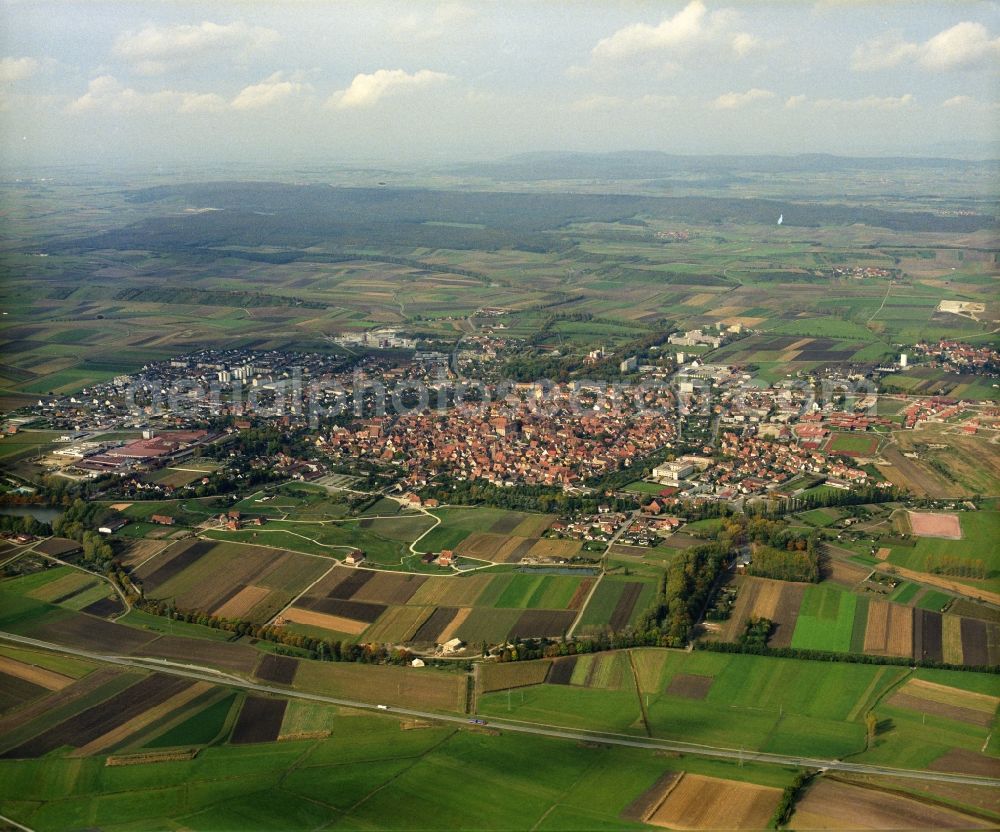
(1, 1), (998, 169)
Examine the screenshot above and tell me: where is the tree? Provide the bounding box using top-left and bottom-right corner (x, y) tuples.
(865, 710), (878, 746)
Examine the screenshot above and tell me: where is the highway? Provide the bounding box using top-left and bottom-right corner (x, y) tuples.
(2, 630), (998, 789)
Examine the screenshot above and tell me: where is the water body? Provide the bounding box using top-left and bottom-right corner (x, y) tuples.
(0, 506), (62, 524)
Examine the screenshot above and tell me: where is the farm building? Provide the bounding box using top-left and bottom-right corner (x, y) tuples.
(150, 514), (175, 525)
(437, 550), (455, 567)
(98, 517), (128, 534)
(345, 549), (366, 565)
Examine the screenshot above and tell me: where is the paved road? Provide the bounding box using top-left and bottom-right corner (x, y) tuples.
(2, 631), (998, 788)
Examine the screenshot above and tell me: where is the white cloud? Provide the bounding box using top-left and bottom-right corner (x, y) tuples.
(920, 21), (1000, 71)
(811, 93), (915, 110)
(850, 32), (919, 71)
(113, 21), (279, 74)
(0, 56), (40, 83)
(590, 0), (761, 63)
(853, 21), (1000, 72)
(784, 94), (807, 109)
(68, 75), (226, 114)
(943, 94), (974, 108)
(389, 3), (474, 42)
(231, 72), (307, 110)
(329, 69), (452, 110)
(712, 88), (775, 109)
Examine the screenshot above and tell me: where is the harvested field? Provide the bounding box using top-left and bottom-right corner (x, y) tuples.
(0, 655), (73, 690)
(620, 771), (681, 822)
(1, 673), (190, 759)
(478, 660), (551, 693)
(0, 667), (121, 742)
(525, 538), (583, 560)
(306, 565), (354, 597)
(363, 605), (433, 643)
(875, 547), (891, 561)
(546, 656), (577, 685)
(908, 511), (962, 540)
(351, 572), (426, 605)
(609, 582), (644, 631)
(454, 608), (522, 644)
(929, 748), (1000, 778)
(326, 569), (374, 599)
(488, 513), (527, 535)
(117, 539), (168, 568)
(509, 609), (576, 639)
(510, 515), (553, 537)
(301, 597), (386, 624)
(0, 672), (46, 711)
(791, 777), (991, 829)
(949, 599), (1000, 624)
(455, 532), (519, 560)
(212, 585), (270, 619)
(32, 613), (156, 654)
(132, 635), (260, 674)
(281, 607), (368, 635)
(904, 678), (999, 715)
(73, 681), (212, 756)
(134, 539), (208, 591)
(665, 674), (713, 700)
(914, 608), (944, 663)
(230, 696), (287, 744)
(863, 600), (913, 657)
(32, 537), (82, 557)
(255, 654), (299, 685)
(410, 607), (459, 643)
(409, 574), (493, 607)
(28, 571), (96, 604)
(567, 579), (594, 611)
(647, 773), (781, 830)
(294, 661), (465, 712)
(437, 607), (472, 643)
(942, 614), (964, 665)
(888, 692), (995, 727)
(960, 617), (990, 667)
(492, 537), (536, 563)
(569, 652), (629, 690)
(825, 558), (868, 587)
(81, 597), (124, 618)
(719, 577), (804, 647)
(659, 533), (702, 550)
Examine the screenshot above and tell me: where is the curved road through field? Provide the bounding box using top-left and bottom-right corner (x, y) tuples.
(2, 631), (997, 789)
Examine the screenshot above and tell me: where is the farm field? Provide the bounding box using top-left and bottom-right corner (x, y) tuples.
(886, 510), (1000, 593)
(0, 687), (811, 832)
(274, 563), (606, 645)
(713, 575), (998, 667)
(791, 776), (993, 829)
(132, 538), (331, 624)
(482, 648), (999, 775)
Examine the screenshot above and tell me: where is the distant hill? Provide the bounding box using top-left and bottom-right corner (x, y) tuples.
(446, 151), (999, 181)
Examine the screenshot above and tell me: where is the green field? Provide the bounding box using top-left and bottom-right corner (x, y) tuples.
(0, 706), (803, 832)
(478, 649), (920, 761)
(889, 510), (1000, 591)
(790, 585), (858, 653)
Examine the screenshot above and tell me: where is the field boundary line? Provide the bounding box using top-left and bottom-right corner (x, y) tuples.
(33, 550), (132, 618)
(266, 560), (343, 627)
(627, 650), (651, 737)
(567, 571), (604, 638)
